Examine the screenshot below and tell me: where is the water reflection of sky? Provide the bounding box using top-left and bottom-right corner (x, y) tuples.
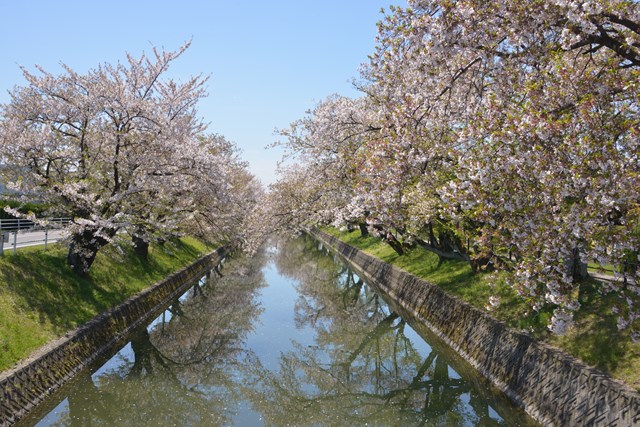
(29, 237), (536, 427)
(244, 262), (317, 372)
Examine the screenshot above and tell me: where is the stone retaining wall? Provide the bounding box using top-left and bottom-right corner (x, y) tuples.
(0, 246), (229, 427)
(311, 229), (640, 427)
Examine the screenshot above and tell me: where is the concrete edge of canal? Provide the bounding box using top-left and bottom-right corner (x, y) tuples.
(310, 228), (640, 427)
(0, 245), (231, 427)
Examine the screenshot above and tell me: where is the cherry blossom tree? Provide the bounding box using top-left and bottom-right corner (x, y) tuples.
(266, 94), (418, 254)
(122, 133), (258, 258)
(370, 0), (640, 334)
(244, 96), (372, 251)
(0, 42), (257, 273)
(271, 0), (640, 337)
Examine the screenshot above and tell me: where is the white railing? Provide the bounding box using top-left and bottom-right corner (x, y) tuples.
(0, 217), (70, 255)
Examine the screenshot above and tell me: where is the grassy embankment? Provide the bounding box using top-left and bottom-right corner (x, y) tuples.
(0, 237), (214, 372)
(323, 227), (640, 391)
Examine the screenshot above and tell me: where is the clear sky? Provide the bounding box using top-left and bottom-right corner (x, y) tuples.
(0, 0), (405, 187)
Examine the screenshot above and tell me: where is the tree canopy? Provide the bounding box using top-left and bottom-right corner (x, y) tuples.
(0, 42), (260, 273)
(265, 0), (640, 338)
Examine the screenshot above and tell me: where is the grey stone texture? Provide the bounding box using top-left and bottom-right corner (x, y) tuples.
(0, 246), (229, 427)
(312, 229), (640, 427)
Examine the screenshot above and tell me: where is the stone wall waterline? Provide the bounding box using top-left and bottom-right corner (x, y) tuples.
(310, 229), (640, 427)
(0, 245), (230, 427)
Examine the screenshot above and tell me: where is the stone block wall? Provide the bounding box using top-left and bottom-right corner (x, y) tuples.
(312, 229), (640, 427)
(0, 246), (229, 426)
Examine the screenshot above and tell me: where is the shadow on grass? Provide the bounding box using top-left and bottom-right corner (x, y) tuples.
(326, 227), (640, 389)
(562, 325), (630, 374)
(2, 248), (100, 333)
(1, 238), (207, 335)
(549, 279), (633, 378)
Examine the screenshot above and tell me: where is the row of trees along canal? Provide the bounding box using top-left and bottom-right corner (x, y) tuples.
(0, 42), (261, 274)
(255, 1), (640, 339)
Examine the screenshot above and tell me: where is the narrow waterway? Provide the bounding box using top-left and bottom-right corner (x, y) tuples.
(23, 235), (537, 426)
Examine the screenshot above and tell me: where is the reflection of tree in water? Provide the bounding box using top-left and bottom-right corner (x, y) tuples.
(56, 249), (268, 427)
(244, 235), (520, 426)
(40, 237), (534, 426)
(275, 235), (385, 328)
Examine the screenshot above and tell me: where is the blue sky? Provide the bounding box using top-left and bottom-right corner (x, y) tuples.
(0, 1), (405, 186)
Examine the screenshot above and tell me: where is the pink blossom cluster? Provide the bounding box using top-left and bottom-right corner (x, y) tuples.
(0, 43), (261, 273)
(266, 1), (640, 338)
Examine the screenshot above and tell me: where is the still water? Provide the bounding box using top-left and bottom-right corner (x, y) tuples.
(24, 235), (537, 426)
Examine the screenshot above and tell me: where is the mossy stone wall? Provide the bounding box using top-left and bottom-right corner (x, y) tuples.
(312, 229), (640, 427)
(0, 246), (228, 427)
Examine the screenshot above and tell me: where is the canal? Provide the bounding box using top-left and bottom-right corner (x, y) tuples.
(22, 235), (537, 426)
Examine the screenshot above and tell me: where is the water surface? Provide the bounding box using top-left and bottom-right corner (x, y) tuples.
(24, 236), (537, 426)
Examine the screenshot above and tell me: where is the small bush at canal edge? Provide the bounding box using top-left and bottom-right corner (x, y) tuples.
(0, 237), (213, 372)
(323, 227), (640, 391)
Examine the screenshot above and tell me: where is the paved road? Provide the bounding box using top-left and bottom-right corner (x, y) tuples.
(590, 270), (636, 285)
(1, 228), (67, 252)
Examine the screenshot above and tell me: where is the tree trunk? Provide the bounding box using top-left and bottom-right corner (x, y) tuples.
(129, 328), (156, 378)
(470, 256), (494, 273)
(372, 224), (404, 255)
(415, 237), (470, 263)
(358, 222), (369, 237)
(566, 246), (589, 282)
(67, 229), (112, 275)
(132, 234), (150, 259)
(385, 233), (405, 256)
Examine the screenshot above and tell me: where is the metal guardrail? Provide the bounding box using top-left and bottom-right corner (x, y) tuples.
(0, 218), (35, 231)
(0, 217), (69, 232)
(0, 217), (70, 255)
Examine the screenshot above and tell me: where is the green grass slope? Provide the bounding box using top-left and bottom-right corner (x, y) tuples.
(323, 227), (640, 391)
(0, 237), (213, 371)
